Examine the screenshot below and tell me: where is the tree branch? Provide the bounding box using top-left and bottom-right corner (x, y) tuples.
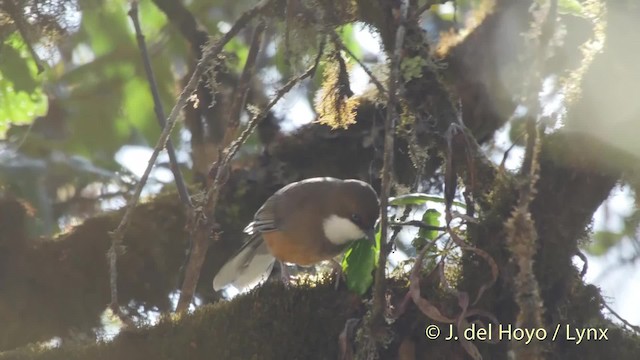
(128, 1), (193, 209)
(111, 0), (273, 314)
(369, 0), (408, 352)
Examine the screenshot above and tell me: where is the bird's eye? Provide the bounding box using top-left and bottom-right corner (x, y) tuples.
(351, 214), (361, 225)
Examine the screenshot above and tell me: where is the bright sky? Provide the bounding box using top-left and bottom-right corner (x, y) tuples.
(587, 186), (640, 325)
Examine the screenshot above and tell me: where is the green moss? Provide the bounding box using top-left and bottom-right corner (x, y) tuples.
(1, 281), (362, 360)
(0, 192), (188, 350)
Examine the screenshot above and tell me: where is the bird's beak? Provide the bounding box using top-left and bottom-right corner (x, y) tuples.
(364, 228), (376, 242)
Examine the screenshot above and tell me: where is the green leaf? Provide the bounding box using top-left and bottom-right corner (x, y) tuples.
(80, 4), (132, 56)
(0, 35), (47, 137)
(558, 0), (585, 17)
(0, 84), (47, 138)
(412, 208), (442, 249)
(585, 231), (624, 256)
(532, 0), (585, 17)
(374, 225), (381, 263)
(342, 235), (378, 295)
(336, 24), (362, 60)
(400, 56), (428, 82)
(0, 43), (38, 93)
(224, 38), (250, 73)
(389, 193), (465, 208)
(419, 209), (441, 241)
(138, 0), (169, 36)
(61, 76), (128, 163)
(122, 77), (159, 143)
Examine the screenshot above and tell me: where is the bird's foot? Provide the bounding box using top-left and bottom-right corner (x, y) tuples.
(330, 259), (345, 290)
(280, 261), (292, 287)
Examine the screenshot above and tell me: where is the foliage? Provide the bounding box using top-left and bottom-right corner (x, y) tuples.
(0, 35), (47, 136)
(315, 51), (360, 129)
(342, 235), (379, 295)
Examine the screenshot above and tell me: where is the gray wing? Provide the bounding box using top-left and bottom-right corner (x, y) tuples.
(244, 178), (325, 234)
(212, 233), (276, 291)
(243, 193), (280, 234)
(213, 194), (281, 291)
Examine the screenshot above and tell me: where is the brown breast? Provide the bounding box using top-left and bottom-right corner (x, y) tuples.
(262, 231), (335, 266)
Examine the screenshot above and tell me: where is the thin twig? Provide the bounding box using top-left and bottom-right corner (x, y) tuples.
(499, 129), (526, 170)
(575, 250), (588, 277)
(311, 35), (327, 77)
(503, 2), (558, 358)
(331, 32), (387, 96)
(5, 0), (44, 73)
(388, 205), (412, 250)
(390, 220), (446, 232)
(284, 0), (293, 68)
(128, 1), (192, 208)
(371, 0), (409, 331)
(208, 64), (317, 201)
(12, 117), (36, 152)
(222, 20), (267, 147)
(216, 65), (316, 193)
(110, 0), (272, 312)
(129, 0), (196, 303)
(175, 64), (316, 312)
(603, 302), (640, 334)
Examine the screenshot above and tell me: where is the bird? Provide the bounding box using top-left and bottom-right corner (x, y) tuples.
(213, 177), (380, 291)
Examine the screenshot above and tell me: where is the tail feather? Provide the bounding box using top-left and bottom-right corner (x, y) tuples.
(213, 235), (275, 291)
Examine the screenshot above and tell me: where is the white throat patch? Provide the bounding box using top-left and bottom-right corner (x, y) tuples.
(322, 215), (365, 245)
